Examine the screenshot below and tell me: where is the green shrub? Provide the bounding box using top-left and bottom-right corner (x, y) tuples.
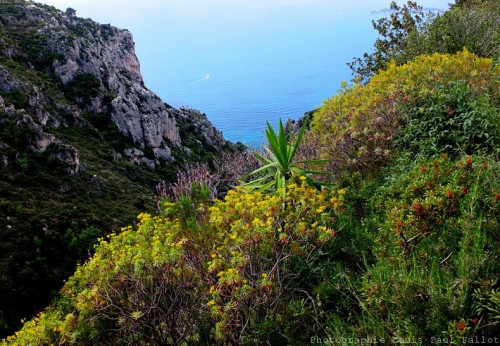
(395, 81), (499, 157)
(63, 73), (101, 106)
(348, 1), (428, 82)
(351, 155), (500, 340)
(310, 51), (498, 178)
(244, 118), (325, 193)
(349, 0), (500, 81)
(66, 225), (102, 262)
(416, 0), (500, 63)
(1, 89), (28, 109)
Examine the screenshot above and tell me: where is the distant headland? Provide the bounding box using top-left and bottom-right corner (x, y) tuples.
(370, 7), (443, 15)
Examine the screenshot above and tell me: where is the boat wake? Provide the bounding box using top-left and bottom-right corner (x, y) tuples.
(196, 73), (210, 81)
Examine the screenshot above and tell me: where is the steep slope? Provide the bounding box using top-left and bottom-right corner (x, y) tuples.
(0, 0), (231, 336)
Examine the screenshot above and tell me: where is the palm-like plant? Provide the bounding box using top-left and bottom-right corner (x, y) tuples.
(244, 118), (324, 193)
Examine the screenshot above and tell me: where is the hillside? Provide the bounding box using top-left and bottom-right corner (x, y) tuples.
(1, 0), (499, 344)
(0, 0), (234, 337)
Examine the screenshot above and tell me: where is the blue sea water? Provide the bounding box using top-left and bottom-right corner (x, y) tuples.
(136, 8), (379, 144)
(41, 0), (450, 144)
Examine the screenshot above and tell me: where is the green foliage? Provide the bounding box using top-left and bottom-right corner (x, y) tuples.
(68, 214), (209, 345)
(0, 2), (65, 72)
(65, 7), (76, 16)
(1, 90), (28, 109)
(376, 155), (498, 259)
(320, 155), (499, 340)
(63, 73), (101, 106)
(348, 1), (428, 82)
(2, 1), (500, 344)
(0, 114), (164, 337)
(0, 0), (235, 339)
(350, 0), (500, 81)
(0, 3), (235, 336)
(0, 2), (27, 20)
(10, 151), (496, 344)
(207, 184), (342, 343)
(311, 51), (498, 178)
(174, 122), (224, 167)
(245, 118), (323, 193)
(66, 225), (102, 262)
(395, 80), (500, 157)
(473, 280), (500, 332)
(426, 0), (500, 61)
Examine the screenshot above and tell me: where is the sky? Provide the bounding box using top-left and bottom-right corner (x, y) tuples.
(39, 0), (453, 27)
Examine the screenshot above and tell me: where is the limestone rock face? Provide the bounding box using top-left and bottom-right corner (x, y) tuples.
(38, 7), (182, 150)
(175, 107), (226, 152)
(1, 100), (81, 174)
(0, 1), (228, 171)
(53, 143), (80, 175)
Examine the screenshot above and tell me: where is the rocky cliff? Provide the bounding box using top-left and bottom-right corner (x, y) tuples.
(0, 0), (227, 170)
(0, 0), (231, 337)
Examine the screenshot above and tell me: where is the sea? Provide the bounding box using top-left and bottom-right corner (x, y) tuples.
(42, 0), (451, 144)
(137, 9), (378, 145)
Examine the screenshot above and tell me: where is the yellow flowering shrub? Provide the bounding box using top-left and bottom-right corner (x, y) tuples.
(3, 209), (214, 345)
(69, 213), (213, 344)
(1, 311), (59, 346)
(3, 181), (343, 345)
(310, 51), (498, 177)
(206, 183), (343, 343)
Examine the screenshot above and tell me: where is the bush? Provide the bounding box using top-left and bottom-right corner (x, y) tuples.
(344, 155), (500, 340)
(1, 89), (28, 109)
(310, 51), (498, 178)
(348, 1), (428, 82)
(63, 73), (101, 106)
(416, 0), (500, 63)
(349, 0), (500, 81)
(3, 182), (344, 345)
(207, 184), (343, 343)
(395, 80), (499, 158)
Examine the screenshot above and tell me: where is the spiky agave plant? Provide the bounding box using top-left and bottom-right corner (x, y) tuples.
(244, 118), (325, 193)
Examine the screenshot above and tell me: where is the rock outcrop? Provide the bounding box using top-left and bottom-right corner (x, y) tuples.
(0, 0), (228, 171)
(1, 99), (81, 174)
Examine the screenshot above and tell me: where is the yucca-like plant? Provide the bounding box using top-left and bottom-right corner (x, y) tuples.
(244, 118), (324, 193)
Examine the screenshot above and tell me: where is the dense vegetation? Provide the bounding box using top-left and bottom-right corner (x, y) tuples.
(348, 0), (499, 82)
(2, 0), (499, 344)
